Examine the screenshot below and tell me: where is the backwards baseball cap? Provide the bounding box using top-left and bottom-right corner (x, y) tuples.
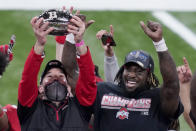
(40, 60), (67, 84)
(124, 50), (154, 72)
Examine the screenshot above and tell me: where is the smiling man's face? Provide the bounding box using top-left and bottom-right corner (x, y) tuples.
(122, 63), (148, 92)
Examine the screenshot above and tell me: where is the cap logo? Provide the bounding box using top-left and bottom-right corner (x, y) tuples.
(134, 51), (140, 58)
(130, 51), (147, 62)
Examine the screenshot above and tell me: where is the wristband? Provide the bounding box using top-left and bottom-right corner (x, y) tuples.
(76, 40), (84, 47)
(153, 38), (168, 52)
(66, 33), (75, 44)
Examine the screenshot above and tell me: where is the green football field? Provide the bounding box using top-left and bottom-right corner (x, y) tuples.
(0, 10), (196, 130)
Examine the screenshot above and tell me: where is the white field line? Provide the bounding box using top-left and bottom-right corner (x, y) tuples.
(152, 11), (196, 50)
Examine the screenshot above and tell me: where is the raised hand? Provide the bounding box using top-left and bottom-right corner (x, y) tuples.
(55, 8), (94, 44)
(74, 14), (95, 29)
(140, 20), (162, 42)
(96, 25), (114, 57)
(177, 57), (192, 83)
(31, 17), (54, 55)
(62, 6), (73, 14)
(67, 12), (86, 43)
(31, 17), (54, 46)
(68, 6), (95, 29)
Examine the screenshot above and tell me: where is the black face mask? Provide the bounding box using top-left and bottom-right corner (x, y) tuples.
(45, 80), (68, 102)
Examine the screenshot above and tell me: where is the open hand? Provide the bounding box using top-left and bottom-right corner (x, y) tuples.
(31, 17), (54, 46)
(67, 11), (85, 43)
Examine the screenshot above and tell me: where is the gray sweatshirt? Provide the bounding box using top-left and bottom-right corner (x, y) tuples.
(104, 54), (119, 83)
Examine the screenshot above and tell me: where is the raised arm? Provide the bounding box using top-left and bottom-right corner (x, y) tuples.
(61, 39), (78, 94)
(177, 57), (195, 130)
(18, 17), (53, 107)
(140, 20), (180, 117)
(61, 12), (95, 93)
(67, 13), (96, 106)
(55, 6), (74, 61)
(96, 25), (119, 82)
(190, 70), (196, 125)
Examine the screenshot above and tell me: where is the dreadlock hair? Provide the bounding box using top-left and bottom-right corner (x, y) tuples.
(0, 52), (9, 76)
(114, 66), (160, 89)
(147, 72), (159, 89)
(168, 119), (180, 131)
(114, 66), (124, 86)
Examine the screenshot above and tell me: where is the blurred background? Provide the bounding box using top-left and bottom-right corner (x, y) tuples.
(0, 0), (196, 130)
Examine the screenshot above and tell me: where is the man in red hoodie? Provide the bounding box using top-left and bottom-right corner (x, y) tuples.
(17, 10), (97, 131)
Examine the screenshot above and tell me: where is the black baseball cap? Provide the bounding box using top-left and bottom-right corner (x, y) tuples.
(124, 50), (154, 72)
(40, 60), (67, 84)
